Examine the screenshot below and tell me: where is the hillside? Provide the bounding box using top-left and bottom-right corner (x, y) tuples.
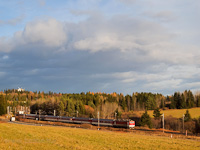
(125, 107), (200, 119)
(0, 122), (199, 150)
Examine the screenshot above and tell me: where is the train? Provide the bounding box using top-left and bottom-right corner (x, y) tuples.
(17, 114), (135, 129)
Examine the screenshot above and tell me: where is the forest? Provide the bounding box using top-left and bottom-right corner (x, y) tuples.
(0, 89), (200, 134)
(0, 89), (200, 117)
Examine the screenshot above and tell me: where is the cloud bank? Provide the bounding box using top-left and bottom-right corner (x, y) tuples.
(0, 0), (200, 95)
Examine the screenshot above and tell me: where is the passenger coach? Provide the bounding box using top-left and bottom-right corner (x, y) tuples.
(17, 114), (135, 129)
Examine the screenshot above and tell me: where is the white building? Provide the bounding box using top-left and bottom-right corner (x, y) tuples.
(18, 110), (24, 114)
(17, 87), (25, 92)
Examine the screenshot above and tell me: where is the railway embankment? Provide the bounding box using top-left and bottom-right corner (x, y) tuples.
(12, 117), (200, 141)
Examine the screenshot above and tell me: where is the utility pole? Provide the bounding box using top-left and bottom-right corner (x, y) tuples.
(54, 110), (56, 116)
(7, 106), (9, 115)
(77, 111), (78, 117)
(25, 107), (27, 114)
(115, 112), (117, 120)
(162, 113), (164, 133)
(39, 109), (41, 121)
(98, 111), (100, 130)
(183, 114), (185, 132)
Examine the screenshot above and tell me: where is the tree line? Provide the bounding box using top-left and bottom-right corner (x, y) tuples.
(0, 89), (200, 117)
(1, 89), (200, 134)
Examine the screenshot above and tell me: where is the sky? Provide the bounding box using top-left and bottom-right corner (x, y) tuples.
(0, 0), (200, 95)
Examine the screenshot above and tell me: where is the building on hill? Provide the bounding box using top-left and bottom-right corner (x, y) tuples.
(17, 87), (25, 92)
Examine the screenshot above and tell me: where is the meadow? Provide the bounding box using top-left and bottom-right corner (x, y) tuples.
(0, 122), (199, 150)
(127, 107), (200, 118)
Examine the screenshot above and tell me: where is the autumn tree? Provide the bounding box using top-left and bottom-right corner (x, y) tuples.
(59, 101), (65, 116)
(84, 105), (94, 118)
(101, 102), (118, 119)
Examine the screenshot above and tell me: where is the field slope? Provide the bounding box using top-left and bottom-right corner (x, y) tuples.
(128, 107), (200, 118)
(0, 122), (199, 150)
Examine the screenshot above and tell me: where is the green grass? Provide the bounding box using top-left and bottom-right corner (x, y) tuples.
(0, 122), (199, 150)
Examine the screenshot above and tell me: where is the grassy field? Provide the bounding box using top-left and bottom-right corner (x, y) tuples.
(149, 107), (200, 118)
(127, 107), (200, 118)
(0, 122), (199, 150)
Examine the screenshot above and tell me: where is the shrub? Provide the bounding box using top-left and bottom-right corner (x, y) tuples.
(194, 117), (200, 135)
(151, 119), (161, 129)
(184, 121), (195, 133)
(164, 116), (181, 131)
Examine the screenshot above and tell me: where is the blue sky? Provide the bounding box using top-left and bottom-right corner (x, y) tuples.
(0, 0), (200, 95)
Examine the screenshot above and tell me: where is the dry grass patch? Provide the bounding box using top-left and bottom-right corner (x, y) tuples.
(126, 107), (200, 119)
(0, 122), (199, 150)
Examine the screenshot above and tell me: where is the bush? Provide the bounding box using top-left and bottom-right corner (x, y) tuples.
(151, 119), (161, 129)
(151, 115), (195, 134)
(164, 116), (181, 131)
(194, 117), (200, 135)
(184, 121), (195, 133)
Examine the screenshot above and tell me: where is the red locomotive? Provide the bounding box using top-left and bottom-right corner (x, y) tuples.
(17, 114), (135, 129)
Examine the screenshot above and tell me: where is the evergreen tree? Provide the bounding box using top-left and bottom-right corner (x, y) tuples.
(184, 109), (191, 122)
(169, 96), (176, 109)
(119, 95), (126, 111)
(180, 93), (186, 108)
(196, 96), (200, 107)
(186, 90), (195, 108)
(0, 95), (6, 115)
(131, 93), (136, 110)
(140, 110), (152, 128)
(174, 92), (183, 109)
(160, 98), (164, 109)
(125, 95), (131, 111)
(153, 108), (161, 120)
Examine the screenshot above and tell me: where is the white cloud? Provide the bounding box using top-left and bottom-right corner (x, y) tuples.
(90, 64), (200, 93)
(0, 19), (68, 53)
(142, 10), (177, 23)
(1, 14), (199, 67)
(0, 37), (13, 52)
(18, 19), (67, 47)
(72, 15), (173, 54)
(144, 79), (183, 91)
(74, 33), (144, 52)
(0, 1), (200, 95)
